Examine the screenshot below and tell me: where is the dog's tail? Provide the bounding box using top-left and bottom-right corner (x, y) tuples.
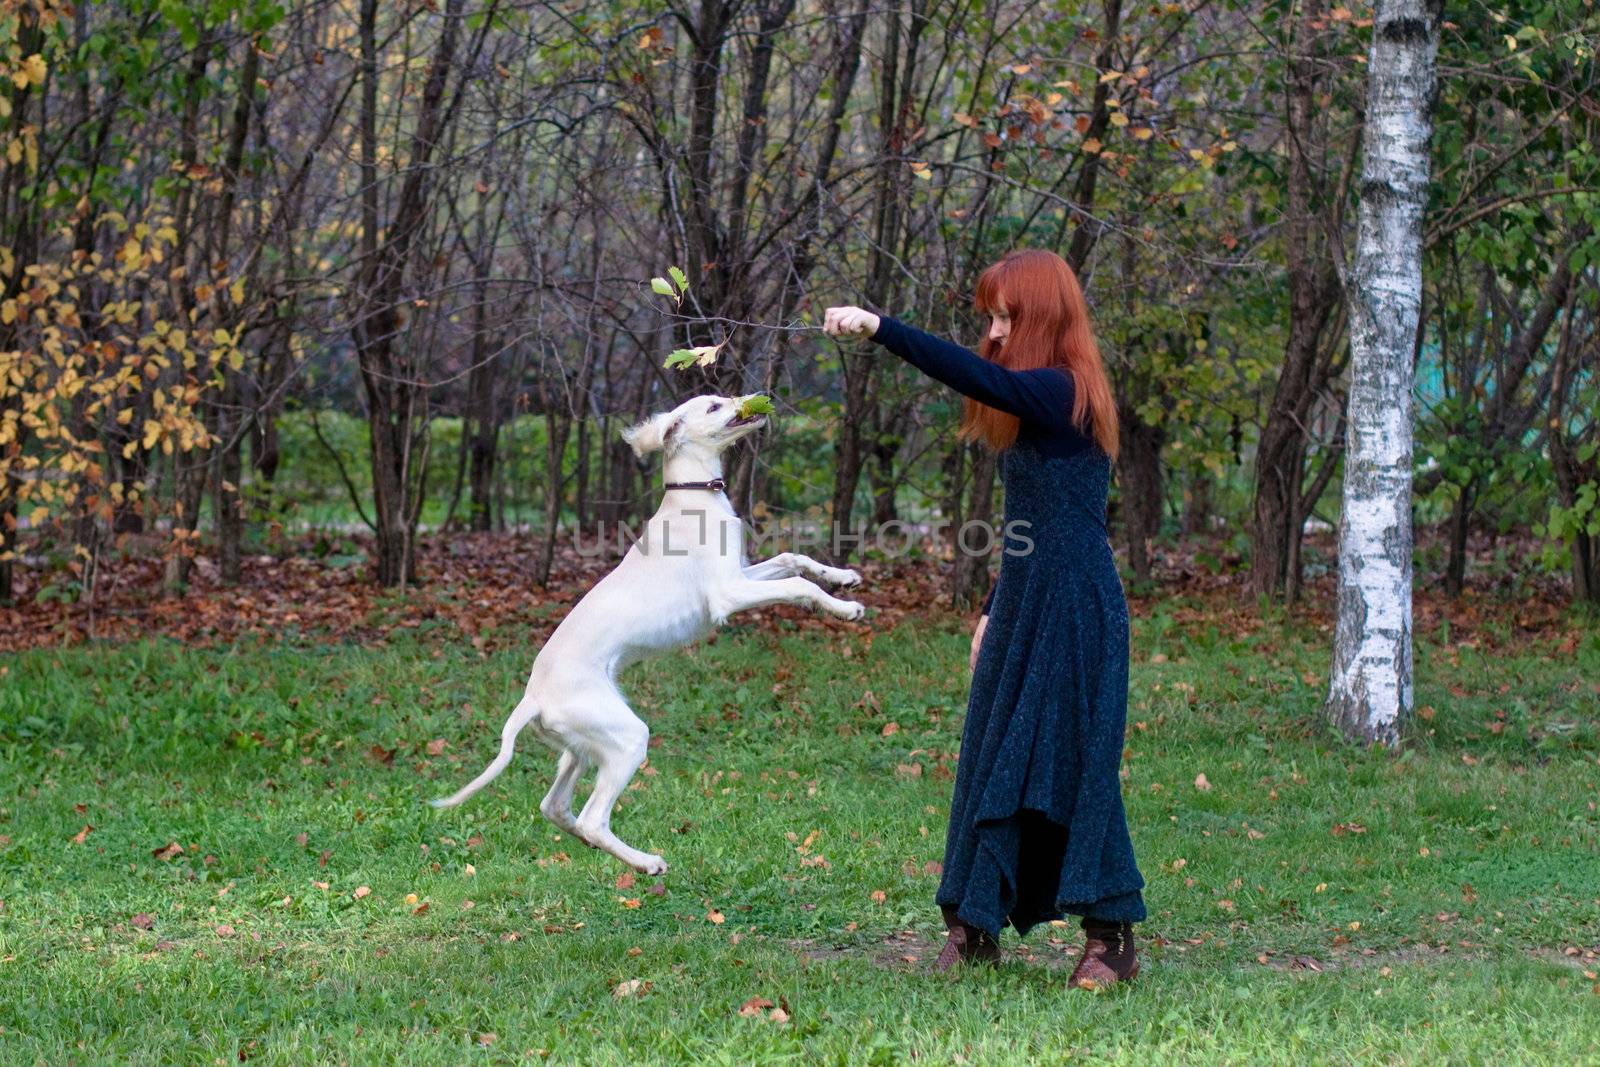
(428, 697), (541, 810)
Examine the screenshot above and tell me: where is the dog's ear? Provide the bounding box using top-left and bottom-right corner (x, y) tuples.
(621, 412), (684, 458)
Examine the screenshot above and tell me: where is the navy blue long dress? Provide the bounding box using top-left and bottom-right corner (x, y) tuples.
(871, 315), (1146, 937)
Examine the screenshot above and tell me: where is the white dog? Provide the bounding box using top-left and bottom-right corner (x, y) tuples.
(431, 394), (865, 874)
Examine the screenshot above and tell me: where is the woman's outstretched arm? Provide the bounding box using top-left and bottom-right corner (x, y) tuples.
(868, 316), (1076, 432)
(823, 306), (1078, 433)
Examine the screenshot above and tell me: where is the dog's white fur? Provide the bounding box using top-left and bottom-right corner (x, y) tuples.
(430, 394), (864, 874)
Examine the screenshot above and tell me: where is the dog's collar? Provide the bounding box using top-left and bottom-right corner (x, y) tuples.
(664, 478), (727, 492)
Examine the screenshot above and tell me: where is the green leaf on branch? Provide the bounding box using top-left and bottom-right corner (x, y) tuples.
(650, 277), (679, 306)
(664, 341), (725, 370)
(668, 266), (689, 294)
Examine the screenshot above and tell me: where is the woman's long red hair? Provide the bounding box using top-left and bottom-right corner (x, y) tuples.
(960, 249), (1119, 460)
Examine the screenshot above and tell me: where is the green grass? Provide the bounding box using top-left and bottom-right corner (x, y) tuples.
(1, 609), (1597, 1064)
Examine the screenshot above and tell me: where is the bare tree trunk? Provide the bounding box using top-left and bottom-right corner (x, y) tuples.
(350, 0), (467, 586)
(537, 403), (572, 588)
(1327, 0), (1442, 746)
(828, 0), (920, 564)
(0, 4), (49, 604)
(466, 272), (499, 533)
(1117, 403), (1165, 587)
(1548, 289), (1599, 605)
(164, 32), (216, 593)
(1443, 478), (1475, 598)
(1063, 0), (1123, 274)
(212, 38), (262, 586)
(1251, 0), (1344, 601)
(952, 446), (998, 609)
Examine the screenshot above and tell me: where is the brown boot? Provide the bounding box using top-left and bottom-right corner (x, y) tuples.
(934, 906), (1001, 972)
(1069, 920), (1138, 990)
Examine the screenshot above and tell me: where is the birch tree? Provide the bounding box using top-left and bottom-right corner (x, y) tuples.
(1326, 0), (1443, 745)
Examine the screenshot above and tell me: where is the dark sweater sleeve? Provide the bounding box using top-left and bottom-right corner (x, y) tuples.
(981, 583), (995, 615)
(870, 315), (1077, 434)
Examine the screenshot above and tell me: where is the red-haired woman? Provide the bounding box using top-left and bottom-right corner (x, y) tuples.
(824, 249), (1144, 989)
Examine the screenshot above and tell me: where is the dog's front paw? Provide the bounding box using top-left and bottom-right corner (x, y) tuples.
(635, 854), (668, 876)
(825, 567), (863, 588)
(833, 600), (866, 622)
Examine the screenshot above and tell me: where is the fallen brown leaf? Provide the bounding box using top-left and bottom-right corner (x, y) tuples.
(738, 996), (774, 1017)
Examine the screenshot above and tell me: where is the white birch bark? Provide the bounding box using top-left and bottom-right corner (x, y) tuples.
(1326, 0), (1443, 745)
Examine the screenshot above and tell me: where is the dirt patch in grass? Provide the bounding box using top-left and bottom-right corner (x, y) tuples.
(1530, 943), (1600, 971)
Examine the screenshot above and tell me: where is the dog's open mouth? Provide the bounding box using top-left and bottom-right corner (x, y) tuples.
(728, 412), (767, 428)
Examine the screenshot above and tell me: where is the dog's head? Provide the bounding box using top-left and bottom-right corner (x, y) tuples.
(621, 394), (769, 458)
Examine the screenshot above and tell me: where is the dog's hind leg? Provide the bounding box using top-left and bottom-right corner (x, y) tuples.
(538, 749), (587, 837)
(568, 699), (665, 876)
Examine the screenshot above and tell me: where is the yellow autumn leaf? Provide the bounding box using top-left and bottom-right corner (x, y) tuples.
(1082, 138), (1102, 154)
(1110, 112), (1129, 127)
(230, 278), (245, 304)
(1132, 127), (1155, 140)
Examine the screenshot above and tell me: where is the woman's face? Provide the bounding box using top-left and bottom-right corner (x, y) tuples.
(987, 305), (1012, 347)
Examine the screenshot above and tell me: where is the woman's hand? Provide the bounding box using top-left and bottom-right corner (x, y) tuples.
(823, 306), (881, 339)
(969, 614), (988, 672)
